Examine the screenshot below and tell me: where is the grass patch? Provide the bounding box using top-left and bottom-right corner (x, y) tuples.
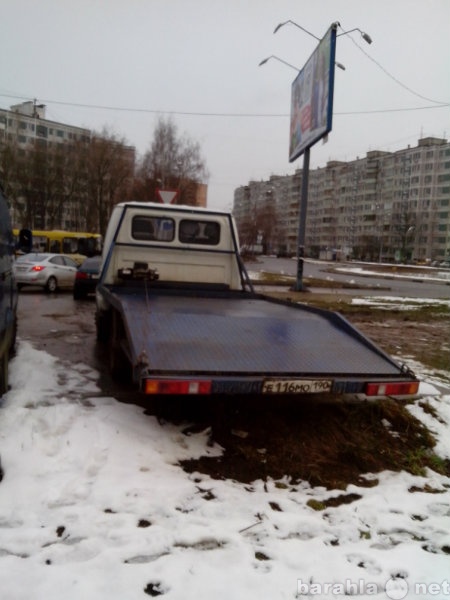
(259, 288), (449, 372)
(180, 398), (447, 490)
(251, 271), (389, 291)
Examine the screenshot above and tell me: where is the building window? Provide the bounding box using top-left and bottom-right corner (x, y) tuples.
(36, 124), (48, 138)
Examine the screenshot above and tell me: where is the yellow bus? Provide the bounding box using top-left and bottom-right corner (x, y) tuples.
(13, 229), (102, 265)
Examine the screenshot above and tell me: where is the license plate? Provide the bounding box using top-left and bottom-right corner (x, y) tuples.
(262, 379), (332, 394)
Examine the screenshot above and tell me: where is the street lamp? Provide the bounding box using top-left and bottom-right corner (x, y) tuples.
(273, 20), (320, 40)
(258, 55), (300, 72)
(273, 20), (371, 73)
(259, 54), (345, 72)
(274, 19), (373, 45)
(337, 28), (372, 44)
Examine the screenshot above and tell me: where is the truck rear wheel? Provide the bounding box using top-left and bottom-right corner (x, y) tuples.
(109, 310), (131, 382)
(95, 310), (110, 343)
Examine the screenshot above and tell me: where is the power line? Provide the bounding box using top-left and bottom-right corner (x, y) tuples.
(336, 104), (449, 115)
(0, 91), (448, 118)
(338, 25), (449, 105)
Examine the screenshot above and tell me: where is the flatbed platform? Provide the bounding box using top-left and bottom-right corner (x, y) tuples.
(114, 288), (405, 378)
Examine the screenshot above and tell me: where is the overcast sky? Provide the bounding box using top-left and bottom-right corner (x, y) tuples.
(1, 0), (449, 210)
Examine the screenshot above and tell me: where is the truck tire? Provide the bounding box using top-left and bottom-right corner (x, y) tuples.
(95, 310), (110, 343)
(109, 310), (131, 382)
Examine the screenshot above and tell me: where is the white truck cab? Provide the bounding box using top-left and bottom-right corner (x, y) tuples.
(99, 202), (245, 294)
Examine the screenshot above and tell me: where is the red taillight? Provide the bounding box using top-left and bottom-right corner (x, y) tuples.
(31, 265), (45, 272)
(76, 272), (88, 280)
(365, 381), (420, 396)
(144, 379), (212, 395)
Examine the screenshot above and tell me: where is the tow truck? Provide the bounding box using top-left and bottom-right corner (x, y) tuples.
(95, 202), (419, 398)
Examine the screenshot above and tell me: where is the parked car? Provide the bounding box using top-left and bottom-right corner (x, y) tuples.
(14, 253), (78, 292)
(0, 184), (18, 395)
(73, 255), (101, 299)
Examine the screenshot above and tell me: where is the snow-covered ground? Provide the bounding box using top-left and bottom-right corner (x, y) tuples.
(334, 264), (450, 284)
(0, 340), (449, 600)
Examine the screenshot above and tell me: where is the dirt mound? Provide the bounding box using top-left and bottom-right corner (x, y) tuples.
(178, 396), (447, 489)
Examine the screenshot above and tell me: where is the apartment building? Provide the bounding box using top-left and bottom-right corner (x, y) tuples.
(0, 101), (91, 149)
(233, 137), (450, 263)
(0, 101), (135, 232)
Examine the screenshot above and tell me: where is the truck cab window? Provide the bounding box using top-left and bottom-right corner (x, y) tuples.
(132, 216), (175, 242)
(179, 220), (220, 245)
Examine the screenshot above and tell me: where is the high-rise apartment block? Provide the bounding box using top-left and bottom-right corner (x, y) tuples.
(233, 137), (450, 263)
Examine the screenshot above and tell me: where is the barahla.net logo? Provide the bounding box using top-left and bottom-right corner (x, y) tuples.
(296, 577), (450, 598)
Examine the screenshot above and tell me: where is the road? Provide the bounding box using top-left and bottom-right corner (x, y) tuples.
(250, 257), (450, 300)
(14, 289), (128, 400)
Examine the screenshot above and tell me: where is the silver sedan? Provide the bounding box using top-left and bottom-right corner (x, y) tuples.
(14, 253), (78, 292)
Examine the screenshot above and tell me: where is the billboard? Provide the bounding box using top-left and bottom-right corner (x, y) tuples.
(289, 25), (337, 162)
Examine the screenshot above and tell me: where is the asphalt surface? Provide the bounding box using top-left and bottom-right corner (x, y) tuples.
(15, 289), (127, 400)
(252, 257), (450, 299)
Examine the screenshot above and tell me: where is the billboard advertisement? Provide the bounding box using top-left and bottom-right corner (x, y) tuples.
(289, 25), (337, 162)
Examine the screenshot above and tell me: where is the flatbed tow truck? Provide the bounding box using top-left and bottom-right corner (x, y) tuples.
(95, 202), (419, 399)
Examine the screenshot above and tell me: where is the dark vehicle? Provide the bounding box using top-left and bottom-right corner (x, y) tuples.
(0, 185), (18, 396)
(73, 255), (101, 300)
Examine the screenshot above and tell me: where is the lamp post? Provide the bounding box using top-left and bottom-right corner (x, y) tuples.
(273, 20), (320, 40)
(337, 28), (372, 44)
(261, 19), (372, 290)
(274, 19), (373, 45)
(258, 55), (300, 72)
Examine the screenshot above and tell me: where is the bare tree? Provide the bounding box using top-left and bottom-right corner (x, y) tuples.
(1, 129), (134, 233)
(85, 129), (135, 233)
(392, 201), (417, 263)
(137, 116), (208, 205)
(2, 143), (54, 229)
(0, 142), (25, 223)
